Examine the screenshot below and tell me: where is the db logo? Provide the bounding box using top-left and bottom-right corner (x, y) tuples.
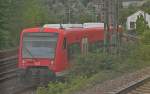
(35, 62), (40, 65)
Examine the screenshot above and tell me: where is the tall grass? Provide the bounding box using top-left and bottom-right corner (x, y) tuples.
(37, 43), (150, 94)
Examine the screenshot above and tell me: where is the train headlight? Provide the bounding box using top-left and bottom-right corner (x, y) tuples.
(22, 60), (25, 64)
(51, 60), (54, 65)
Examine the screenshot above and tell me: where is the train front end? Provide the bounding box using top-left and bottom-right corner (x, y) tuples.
(18, 28), (61, 81)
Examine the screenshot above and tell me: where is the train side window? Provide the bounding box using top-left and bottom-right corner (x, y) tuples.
(63, 38), (67, 49)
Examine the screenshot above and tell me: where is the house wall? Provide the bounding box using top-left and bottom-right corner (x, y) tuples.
(126, 11), (150, 31)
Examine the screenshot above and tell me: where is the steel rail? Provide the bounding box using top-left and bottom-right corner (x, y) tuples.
(0, 68), (18, 76)
(0, 55), (17, 63)
(115, 76), (150, 94)
(0, 73), (17, 82)
(0, 54), (18, 82)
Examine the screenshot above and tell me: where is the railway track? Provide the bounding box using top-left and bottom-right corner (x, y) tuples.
(0, 55), (18, 82)
(127, 80), (150, 94)
(0, 50), (37, 94)
(116, 77), (150, 94)
(0, 48), (17, 59)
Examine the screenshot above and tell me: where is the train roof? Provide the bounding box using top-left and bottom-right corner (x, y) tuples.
(22, 23), (104, 33)
(43, 23), (104, 29)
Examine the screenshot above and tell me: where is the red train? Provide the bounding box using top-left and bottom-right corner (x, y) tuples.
(18, 23), (106, 80)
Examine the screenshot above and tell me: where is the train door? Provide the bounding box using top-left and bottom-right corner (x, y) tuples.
(81, 37), (88, 55)
(62, 38), (68, 67)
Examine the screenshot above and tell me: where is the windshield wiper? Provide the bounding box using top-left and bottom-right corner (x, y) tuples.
(24, 46), (39, 62)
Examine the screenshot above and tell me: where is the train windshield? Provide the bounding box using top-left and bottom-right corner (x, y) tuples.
(22, 32), (58, 59)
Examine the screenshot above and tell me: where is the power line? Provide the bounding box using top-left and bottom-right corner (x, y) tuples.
(94, 0), (121, 53)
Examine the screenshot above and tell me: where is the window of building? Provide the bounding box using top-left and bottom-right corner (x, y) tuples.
(130, 22), (135, 29)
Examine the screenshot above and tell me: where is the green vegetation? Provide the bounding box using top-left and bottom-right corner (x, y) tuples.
(136, 15), (149, 35)
(0, 0), (10, 49)
(142, 0), (150, 14)
(0, 0), (97, 50)
(0, 1), (52, 49)
(141, 31), (150, 45)
(37, 41), (150, 94)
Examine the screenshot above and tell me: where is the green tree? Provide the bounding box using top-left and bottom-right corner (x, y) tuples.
(0, 0), (8, 29)
(22, 0), (50, 27)
(136, 15), (149, 35)
(141, 29), (150, 45)
(141, 1), (150, 14)
(0, 0), (10, 49)
(6, 0), (26, 47)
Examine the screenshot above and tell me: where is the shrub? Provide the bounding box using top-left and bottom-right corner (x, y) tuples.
(68, 50), (121, 79)
(37, 42), (150, 94)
